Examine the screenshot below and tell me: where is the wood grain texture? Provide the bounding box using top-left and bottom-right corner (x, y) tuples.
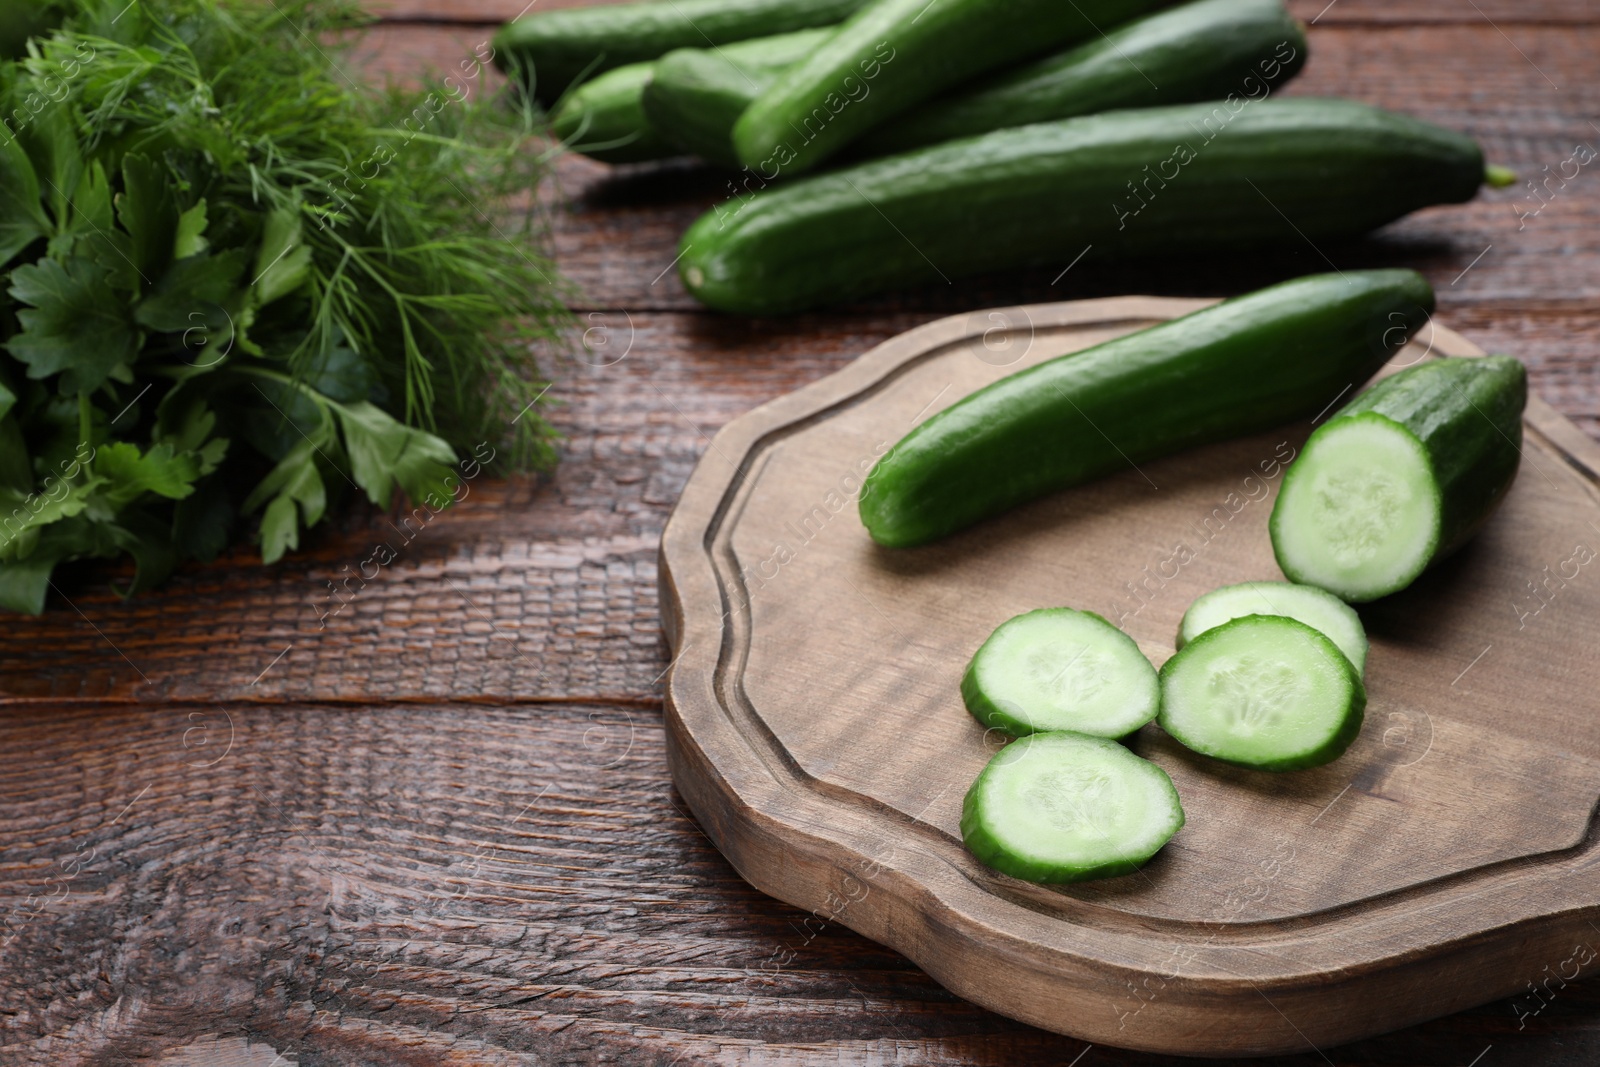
(10, 698), (1594, 1067)
(5, 307), (1597, 707)
(7, 2), (1600, 1064)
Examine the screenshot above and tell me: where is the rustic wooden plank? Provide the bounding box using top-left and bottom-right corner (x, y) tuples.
(1, 304), (1595, 705)
(0, 312), (925, 704)
(2, 303), (1596, 706)
(368, 0), (1600, 27)
(1, 697), (1593, 1065)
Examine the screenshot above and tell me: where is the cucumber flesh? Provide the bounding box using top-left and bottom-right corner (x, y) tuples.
(962, 608), (1159, 738)
(961, 732), (1184, 883)
(1159, 615), (1365, 771)
(1177, 581), (1367, 674)
(1271, 356), (1527, 602)
(1271, 415), (1439, 602)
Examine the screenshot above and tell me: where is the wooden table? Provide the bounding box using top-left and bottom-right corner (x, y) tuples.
(3, 1), (1599, 1063)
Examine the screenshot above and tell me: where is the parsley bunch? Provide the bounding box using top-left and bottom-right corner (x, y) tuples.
(0, 0), (564, 614)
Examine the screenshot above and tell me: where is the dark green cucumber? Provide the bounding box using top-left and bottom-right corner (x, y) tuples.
(1271, 355), (1527, 602)
(856, 270), (1433, 548)
(492, 0), (866, 105)
(646, 0), (1306, 167)
(681, 98), (1489, 315)
(642, 30), (835, 166)
(732, 0), (1170, 173)
(867, 0), (1306, 156)
(549, 62), (677, 164)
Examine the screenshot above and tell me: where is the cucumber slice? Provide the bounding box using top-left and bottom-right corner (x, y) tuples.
(961, 731), (1184, 883)
(1158, 615), (1365, 771)
(1271, 356), (1526, 602)
(1177, 581), (1368, 674)
(961, 608), (1159, 738)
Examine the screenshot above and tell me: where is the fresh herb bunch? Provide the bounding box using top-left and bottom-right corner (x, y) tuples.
(0, 0), (565, 614)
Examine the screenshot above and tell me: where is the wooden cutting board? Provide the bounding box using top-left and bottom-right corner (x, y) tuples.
(658, 297), (1600, 1057)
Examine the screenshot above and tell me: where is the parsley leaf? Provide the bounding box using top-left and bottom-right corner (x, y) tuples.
(336, 400), (457, 511)
(116, 153), (179, 287)
(0, 133), (49, 269)
(243, 435), (330, 565)
(6, 257), (140, 391)
(91, 441), (203, 508)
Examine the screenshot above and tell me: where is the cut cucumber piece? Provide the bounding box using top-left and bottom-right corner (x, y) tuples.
(961, 731), (1184, 883)
(1159, 615), (1365, 771)
(1271, 355), (1526, 602)
(962, 608), (1159, 738)
(1271, 415), (1440, 602)
(1177, 581), (1368, 675)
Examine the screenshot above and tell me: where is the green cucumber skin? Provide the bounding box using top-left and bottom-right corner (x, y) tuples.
(642, 30), (835, 166)
(550, 62), (677, 165)
(681, 98), (1486, 315)
(868, 0), (1307, 157)
(856, 270), (1433, 549)
(959, 733), (1183, 883)
(493, 0), (867, 105)
(1273, 355), (1527, 587)
(643, 0), (1306, 168)
(732, 0), (1170, 174)
(1158, 616), (1366, 772)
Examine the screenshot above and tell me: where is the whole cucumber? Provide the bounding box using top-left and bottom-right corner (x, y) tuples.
(731, 0), (1171, 174)
(550, 61), (677, 165)
(643, 29), (835, 166)
(1270, 356), (1527, 601)
(857, 270), (1435, 548)
(869, 0), (1306, 156)
(493, 0), (867, 106)
(646, 0), (1307, 167)
(681, 98), (1490, 315)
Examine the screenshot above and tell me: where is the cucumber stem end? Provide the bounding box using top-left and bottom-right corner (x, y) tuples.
(1485, 164), (1518, 188)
